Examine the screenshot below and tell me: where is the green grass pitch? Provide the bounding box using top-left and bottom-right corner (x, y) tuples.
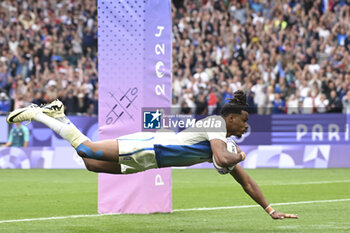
(0, 169), (350, 233)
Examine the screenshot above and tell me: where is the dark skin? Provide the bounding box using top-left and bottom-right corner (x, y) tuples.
(210, 111), (249, 167)
(79, 110), (298, 219)
(231, 149), (298, 219)
(210, 111), (298, 220)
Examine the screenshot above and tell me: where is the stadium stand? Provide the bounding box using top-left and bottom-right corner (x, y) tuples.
(0, 0), (98, 116)
(172, 0), (350, 114)
(1, 0), (350, 116)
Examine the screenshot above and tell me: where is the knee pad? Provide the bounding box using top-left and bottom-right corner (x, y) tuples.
(76, 144), (103, 160)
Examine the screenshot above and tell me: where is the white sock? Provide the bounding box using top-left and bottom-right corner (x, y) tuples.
(56, 116), (71, 124)
(34, 112), (90, 148)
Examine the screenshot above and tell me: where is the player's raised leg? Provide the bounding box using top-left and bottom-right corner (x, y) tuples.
(7, 103), (120, 163)
(76, 139), (119, 162)
(82, 158), (121, 174)
(40, 100), (122, 173)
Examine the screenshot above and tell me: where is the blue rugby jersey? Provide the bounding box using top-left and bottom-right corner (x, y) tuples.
(117, 115), (227, 169)
(153, 115), (227, 167)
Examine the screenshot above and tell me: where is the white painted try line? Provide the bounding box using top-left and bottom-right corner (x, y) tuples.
(1, 198), (350, 224)
(261, 180), (350, 186)
(178, 180), (350, 186)
(173, 198), (350, 212)
(0, 213), (119, 224)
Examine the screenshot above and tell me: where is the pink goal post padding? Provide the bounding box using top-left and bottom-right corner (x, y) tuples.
(98, 168), (172, 214)
(97, 0), (172, 214)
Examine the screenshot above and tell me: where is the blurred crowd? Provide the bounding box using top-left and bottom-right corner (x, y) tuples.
(0, 0), (98, 116)
(2, 0), (350, 117)
(172, 0), (350, 115)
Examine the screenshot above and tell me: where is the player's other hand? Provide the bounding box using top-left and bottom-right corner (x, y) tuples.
(270, 211), (298, 220)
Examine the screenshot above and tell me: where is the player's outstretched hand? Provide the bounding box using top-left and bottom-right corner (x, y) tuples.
(270, 211), (298, 220)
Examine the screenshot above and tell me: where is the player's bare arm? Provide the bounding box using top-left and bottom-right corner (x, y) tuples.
(230, 164), (298, 220)
(210, 139), (245, 167)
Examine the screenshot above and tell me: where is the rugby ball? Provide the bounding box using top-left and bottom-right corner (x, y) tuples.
(226, 138), (238, 154)
(212, 139), (238, 175)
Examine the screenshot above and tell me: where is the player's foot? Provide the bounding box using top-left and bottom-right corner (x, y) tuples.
(6, 104), (41, 124)
(41, 99), (65, 118)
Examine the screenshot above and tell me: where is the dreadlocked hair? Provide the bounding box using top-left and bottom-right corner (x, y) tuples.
(229, 90), (248, 106)
(221, 90), (248, 117)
